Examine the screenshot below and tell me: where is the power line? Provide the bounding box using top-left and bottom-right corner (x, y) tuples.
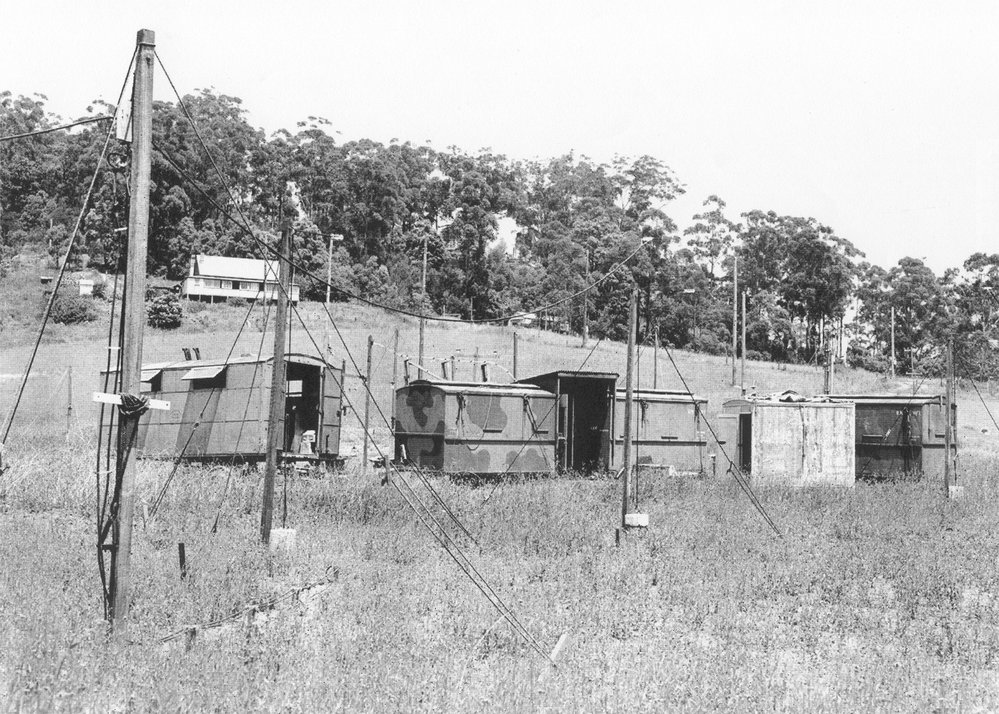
(158, 143), (651, 329)
(2, 116), (120, 445)
(0, 114), (112, 143)
(151, 51), (653, 328)
(659, 342), (782, 536)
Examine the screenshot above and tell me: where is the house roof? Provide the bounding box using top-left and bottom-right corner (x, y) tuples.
(192, 255), (282, 282)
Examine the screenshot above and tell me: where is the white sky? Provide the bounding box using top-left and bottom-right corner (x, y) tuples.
(3, 0), (998, 274)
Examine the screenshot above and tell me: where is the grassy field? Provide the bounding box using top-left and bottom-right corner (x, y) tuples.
(3, 281), (999, 711)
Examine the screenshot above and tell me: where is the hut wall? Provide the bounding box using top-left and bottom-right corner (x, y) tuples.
(395, 384), (557, 473)
(834, 397), (956, 478)
(139, 361), (268, 458)
(750, 403), (855, 487)
(613, 394), (707, 472)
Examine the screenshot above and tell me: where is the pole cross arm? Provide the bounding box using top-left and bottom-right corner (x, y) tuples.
(92, 392), (171, 411)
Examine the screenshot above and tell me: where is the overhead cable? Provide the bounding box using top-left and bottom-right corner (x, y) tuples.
(0, 114), (112, 143)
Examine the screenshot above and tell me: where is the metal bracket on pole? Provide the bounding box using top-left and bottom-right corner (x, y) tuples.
(93, 392), (171, 411)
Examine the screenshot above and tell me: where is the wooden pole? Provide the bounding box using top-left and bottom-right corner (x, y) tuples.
(66, 365), (73, 439)
(653, 326), (659, 390)
(890, 305), (896, 380)
(472, 346), (479, 381)
(362, 334), (373, 473)
(325, 233), (333, 304)
(261, 223), (292, 544)
(513, 331), (519, 379)
(732, 257), (738, 387)
(581, 252), (589, 347)
(740, 291), (747, 394)
(390, 327), (399, 432)
(620, 286), (637, 529)
(419, 232), (428, 370)
(109, 29), (155, 627)
(945, 340), (954, 496)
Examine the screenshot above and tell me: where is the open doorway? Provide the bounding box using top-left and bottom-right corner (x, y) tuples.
(738, 413), (752, 472)
(518, 371), (617, 473)
(284, 360), (322, 454)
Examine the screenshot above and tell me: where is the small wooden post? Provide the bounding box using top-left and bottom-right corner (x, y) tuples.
(261, 222), (292, 544)
(450, 355), (456, 382)
(481, 363), (490, 382)
(362, 334), (374, 473)
(66, 365), (73, 439)
(472, 346), (479, 381)
(440, 359), (449, 380)
(620, 286), (637, 531)
(178, 542), (187, 580)
(109, 28), (155, 627)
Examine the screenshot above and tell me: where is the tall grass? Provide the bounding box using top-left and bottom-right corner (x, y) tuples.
(4, 297), (999, 710)
(3, 435), (999, 710)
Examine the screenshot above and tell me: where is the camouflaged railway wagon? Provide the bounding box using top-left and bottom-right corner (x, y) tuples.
(825, 394), (957, 479)
(102, 352), (343, 464)
(393, 380), (557, 473)
(613, 389), (708, 473)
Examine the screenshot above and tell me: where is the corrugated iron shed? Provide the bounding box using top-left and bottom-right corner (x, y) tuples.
(613, 389), (708, 473)
(103, 352), (343, 464)
(826, 393), (956, 479)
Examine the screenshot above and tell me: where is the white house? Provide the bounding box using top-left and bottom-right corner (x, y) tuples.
(182, 255), (300, 304)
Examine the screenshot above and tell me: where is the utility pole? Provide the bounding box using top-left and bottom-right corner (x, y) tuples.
(890, 305), (896, 380)
(512, 331), (519, 379)
(620, 286), (637, 531)
(324, 233), (342, 305)
(418, 231), (428, 370)
(109, 28), (155, 627)
(390, 327), (399, 433)
(944, 339), (955, 497)
(362, 334), (374, 473)
(582, 252), (590, 346)
(653, 326), (659, 390)
(261, 222), (292, 544)
(740, 292), (747, 394)
(731, 257), (738, 387)
(325, 234), (333, 304)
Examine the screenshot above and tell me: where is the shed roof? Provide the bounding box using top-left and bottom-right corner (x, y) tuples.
(616, 389), (706, 404)
(403, 379), (552, 398)
(723, 397), (852, 410)
(192, 254), (282, 282)
(826, 393), (944, 406)
(103, 352), (330, 375)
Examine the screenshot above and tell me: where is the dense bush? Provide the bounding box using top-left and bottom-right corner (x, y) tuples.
(147, 292), (183, 329)
(49, 293), (98, 324)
